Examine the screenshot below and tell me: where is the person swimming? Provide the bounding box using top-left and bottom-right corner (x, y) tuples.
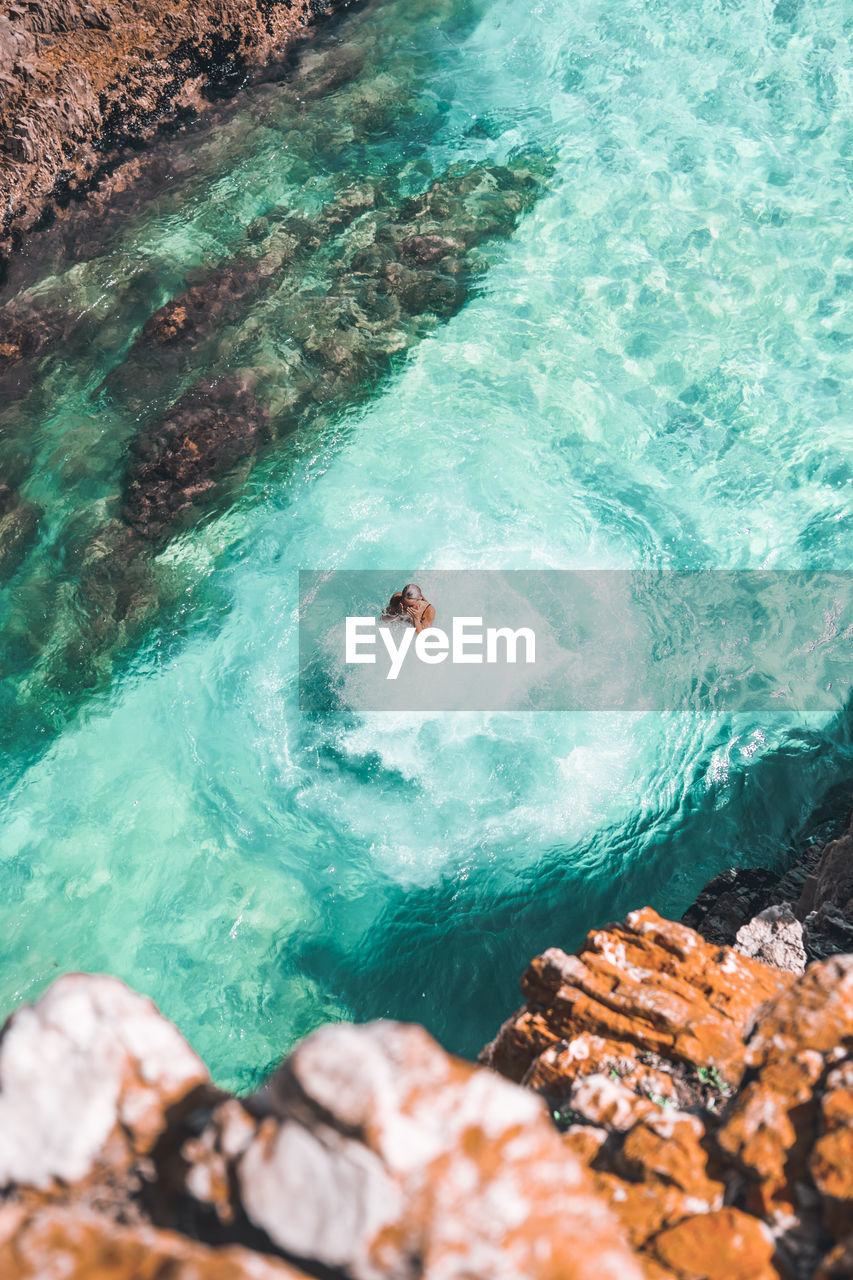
(380, 583), (436, 633)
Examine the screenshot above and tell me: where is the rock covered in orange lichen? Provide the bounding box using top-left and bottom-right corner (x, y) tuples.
(0, 1204), (309, 1279)
(483, 913), (853, 1280)
(1, 906), (852, 1280)
(717, 955), (853, 1234)
(553, 1072), (726, 1253)
(236, 1020), (643, 1280)
(480, 907), (791, 1094)
(0, 975), (643, 1280)
(811, 1060), (853, 1238)
(645, 1208), (782, 1280)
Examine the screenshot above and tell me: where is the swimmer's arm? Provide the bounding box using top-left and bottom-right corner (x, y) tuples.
(416, 603), (436, 632)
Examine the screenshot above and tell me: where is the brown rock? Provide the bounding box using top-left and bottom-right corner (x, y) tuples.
(481, 908), (791, 1092)
(647, 1207), (781, 1280)
(681, 866), (781, 947)
(236, 1019), (643, 1280)
(798, 819), (853, 920)
(0, 1204), (308, 1278)
(0, 0), (350, 268)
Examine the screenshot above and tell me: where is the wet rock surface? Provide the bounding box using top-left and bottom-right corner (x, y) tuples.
(798, 818), (853, 961)
(0, 0), (351, 271)
(683, 808), (853, 967)
(681, 865), (784, 947)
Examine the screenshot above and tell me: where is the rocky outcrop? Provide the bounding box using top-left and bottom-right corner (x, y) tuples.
(0, 974), (642, 1280)
(683, 808), (853, 965)
(734, 903), (808, 975)
(798, 818), (853, 960)
(0, 0), (348, 271)
(0, 1207), (307, 1279)
(480, 907), (853, 1280)
(682, 865), (788, 947)
(480, 906), (792, 1094)
(0, 973), (209, 1190)
(3, 895), (853, 1280)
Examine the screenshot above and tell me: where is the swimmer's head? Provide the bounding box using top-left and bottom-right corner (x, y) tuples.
(402, 584), (424, 601)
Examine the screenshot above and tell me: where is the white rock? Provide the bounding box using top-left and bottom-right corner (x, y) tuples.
(735, 904), (807, 975)
(0, 974), (207, 1190)
(238, 1020), (642, 1280)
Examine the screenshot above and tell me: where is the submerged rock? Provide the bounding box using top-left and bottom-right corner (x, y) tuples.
(0, 152), (551, 742)
(0, 0), (352, 270)
(0, 485), (41, 583)
(118, 155), (548, 546)
(123, 375), (269, 541)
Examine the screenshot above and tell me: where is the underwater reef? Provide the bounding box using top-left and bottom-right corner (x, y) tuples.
(0, 148), (550, 745)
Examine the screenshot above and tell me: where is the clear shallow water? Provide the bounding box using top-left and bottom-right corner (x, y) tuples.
(0, 0), (851, 1087)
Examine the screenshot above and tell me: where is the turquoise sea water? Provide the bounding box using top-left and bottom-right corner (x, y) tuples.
(0, 0), (851, 1087)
